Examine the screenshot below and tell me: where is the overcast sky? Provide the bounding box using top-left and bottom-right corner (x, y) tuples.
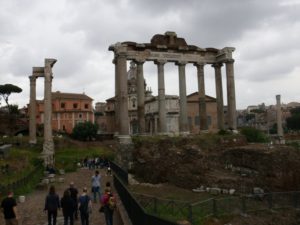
(0, 0), (299, 109)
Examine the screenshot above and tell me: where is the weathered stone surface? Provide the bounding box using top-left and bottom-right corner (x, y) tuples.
(210, 187), (221, 195)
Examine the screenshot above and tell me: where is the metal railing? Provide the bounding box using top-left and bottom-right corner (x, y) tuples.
(110, 160), (128, 184)
(111, 161), (300, 225)
(135, 192), (300, 224)
(0, 163), (43, 197)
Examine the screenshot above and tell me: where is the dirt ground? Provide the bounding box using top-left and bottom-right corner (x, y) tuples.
(0, 167), (122, 225)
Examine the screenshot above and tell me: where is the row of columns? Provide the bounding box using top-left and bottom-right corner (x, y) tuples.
(114, 55), (237, 135)
(28, 58), (57, 165)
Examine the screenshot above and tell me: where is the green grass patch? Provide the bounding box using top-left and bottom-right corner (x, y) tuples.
(0, 147), (41, 186)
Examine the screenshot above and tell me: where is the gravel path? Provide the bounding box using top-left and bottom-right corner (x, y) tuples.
(1, 168), (121, 225)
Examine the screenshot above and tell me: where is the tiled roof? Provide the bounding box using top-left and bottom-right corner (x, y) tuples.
(51, 91), (93, 100)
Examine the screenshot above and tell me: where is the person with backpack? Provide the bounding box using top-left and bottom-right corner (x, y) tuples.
(100, 188), (116, 225)
(61, 190), (76, 225)
(78, 187), (92, 225)
(44, 185), (60, 225)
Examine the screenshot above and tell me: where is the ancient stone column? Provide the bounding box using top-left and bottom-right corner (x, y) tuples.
(136, 60), (145, 134)
(176, 61), (189, 133)
(116, 53), (130, 137)
(113, 58), (119, 135)
(42, 58), (57, 166)
(212, 63), (225, 130)
(155, 60), (167, 133)
(225, 59), (237, 130)
(195, 62), (207, 131)
(29, 75), (37, 144)
(276, 95), (284, 137)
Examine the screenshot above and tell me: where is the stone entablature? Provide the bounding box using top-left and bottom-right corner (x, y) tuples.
(109, 31), (237, 136)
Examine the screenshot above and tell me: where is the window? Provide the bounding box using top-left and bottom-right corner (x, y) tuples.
(61, 102), (65, 108)
(207, 116), (212, 126)
(85, 104), (89, 109)
(79, 114), (82, 118)
(132, 98), (136, 108)
(73, 103), (78, 109)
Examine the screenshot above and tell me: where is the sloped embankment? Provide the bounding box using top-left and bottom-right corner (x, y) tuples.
(131, 135), (300, 192)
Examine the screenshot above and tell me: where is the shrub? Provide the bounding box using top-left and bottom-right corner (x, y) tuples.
(240, 127), (269, 143)
(71, 121), (98, 141)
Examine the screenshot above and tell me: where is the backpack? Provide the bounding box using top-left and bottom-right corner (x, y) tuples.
(79, 196), (90, 214)
(108, 194), (116, 210)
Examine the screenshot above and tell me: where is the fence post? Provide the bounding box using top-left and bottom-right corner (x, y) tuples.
(293, 192), (299, 208)
(188, 204), (193, 225)
(153, 197), (157, 214)
(268, 193), (273, 209)
(241, 196), (246, 214)
(213, 199), (217, 217)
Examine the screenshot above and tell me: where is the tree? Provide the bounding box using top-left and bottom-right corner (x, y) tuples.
(0, 84), (22, 113)
(286, 107), (300, 130)
(240, 127), (269, 143)
(72, 121), (98, 141)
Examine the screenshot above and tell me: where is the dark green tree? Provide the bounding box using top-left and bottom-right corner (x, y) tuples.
(240, 127), (269, 143)
(0, 84), (22, 113)
(286, 107), (300, 130)
(72, 121), (98, 141)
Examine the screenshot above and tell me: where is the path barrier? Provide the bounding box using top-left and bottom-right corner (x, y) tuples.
(111, 161), (300, 225)
(0, 162), (43, 198)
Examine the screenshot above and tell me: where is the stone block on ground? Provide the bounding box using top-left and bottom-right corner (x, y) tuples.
(229, 189), (236, 195)
(42, 179), (49, 185)
(59, 169), (65, 175)
(48, 174), (55, 178)
(177, 220), (191, 225)
(50, 178), (56, 183)
(210, 188), (221, 195)
(19, 195), (25, 203)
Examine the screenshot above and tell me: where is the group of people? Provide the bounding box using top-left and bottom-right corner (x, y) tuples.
(1, 170), (116, 225)
(81, 157), (110, 170)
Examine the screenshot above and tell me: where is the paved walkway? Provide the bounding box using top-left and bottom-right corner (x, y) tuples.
(1, 167), (122, 225)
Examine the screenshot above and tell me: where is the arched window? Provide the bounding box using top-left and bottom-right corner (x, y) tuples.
(132, 98), (136, 108)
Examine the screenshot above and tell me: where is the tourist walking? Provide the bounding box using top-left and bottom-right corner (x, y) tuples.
(44, 185), (60, 225)
(1, 191), (19, 225)
(78, 187), (92, 225)
(68, 182), (79, 220)
(61, 190), (76, 225)
(91, 170), (101, 202)
(101, 188), (116, 225)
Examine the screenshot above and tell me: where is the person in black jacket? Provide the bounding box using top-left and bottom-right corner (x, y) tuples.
(44, 185), (60, 225)
(61, 190), (76, 225)
(68, 182), (78, 220)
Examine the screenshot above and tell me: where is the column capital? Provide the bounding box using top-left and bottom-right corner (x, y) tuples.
(45, 58), (57, 67)
(175, 61), (187, 66)
(29, 75), (37, 82)
(154, 59), (167, 65)
(116, 52), (127, 58)
(211, 63), (223, 68)
(224, 59), (235, 64)
(194, 62), (205, 67)
(134, 59), (145, 65)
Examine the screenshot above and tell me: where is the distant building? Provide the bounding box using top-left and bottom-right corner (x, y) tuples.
(187, 92), (218, 133)
(35, 91), (94, 134)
